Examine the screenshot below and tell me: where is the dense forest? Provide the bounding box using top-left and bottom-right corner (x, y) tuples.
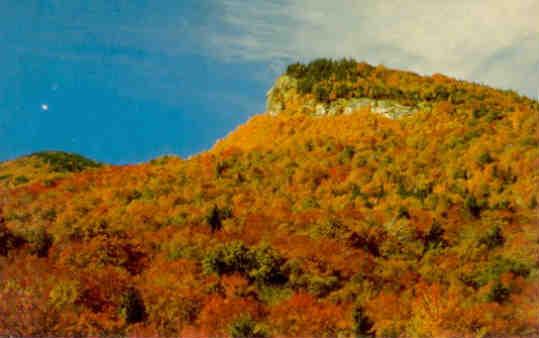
(1, 60), (538, 338)
(284, 58), (537, 111)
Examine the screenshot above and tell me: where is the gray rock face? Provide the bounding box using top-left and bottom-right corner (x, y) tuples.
(266, 75), (299, 116)
(315, 104), (327, 116)
(370, 100), (416, 119)
(266, 75), (421, 119)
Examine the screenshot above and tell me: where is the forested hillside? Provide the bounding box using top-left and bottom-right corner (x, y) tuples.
(0, 151), (102, 189)
(1, 60), (538, 338)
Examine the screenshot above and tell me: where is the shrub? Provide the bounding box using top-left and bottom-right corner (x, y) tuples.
(476, 151), (494, 166)
(126, 189), (142, 203)
(339, 146), (356, 163)
(472, 106), (488, 119)
(49, 280), (79, 309)
(479, 226), (505, 249)
(396, 181), (409, 197)
(0, 222), (25, 256)
(314, 84), (330, 103)
(352, 305), (374, 338)
(206, 207), (220, 231)
(529, 195), (537, 209)
(306, 275), (339, 297)
(215, 161), (228, 178)
(14, 175), (29, 185)
(203, 241), (252, 276)
(286, 62), (306, 78)
(452, 168), (467, 179)
(205, 205), (232, 232)
(470, 258), (530, 288)
(249, 245), (287, 284)
(119, 288), (146, 324)
(347, 232), (380, 256)
(41, 209), (57, 222)
(301, 197), (319, 210)
(350, 184), (363, 200)
(336, 83), (352, 98)
(167, 243), (201, 261)
(464, 195), (482, 217)
(486, 280), (510, 303)
(314, 219), (345, 239)
(486, 110), (503, 122)
(297, 77), (315, 94)
(203, 242), (286, 285)
(423, 222), (446, 251)
(229, 315), (268, 338)
(396, 206), (410, 219)
(27, 226), (53, 257)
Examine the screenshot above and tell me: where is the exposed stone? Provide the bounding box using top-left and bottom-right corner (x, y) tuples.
(315, 104), (327, 116)
(266, 75), (299, 115)
(265, 74), (420, 119)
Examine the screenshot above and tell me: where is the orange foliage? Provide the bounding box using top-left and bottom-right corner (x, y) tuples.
(269, 293), (350, 337)
(0, 62), (537, 337)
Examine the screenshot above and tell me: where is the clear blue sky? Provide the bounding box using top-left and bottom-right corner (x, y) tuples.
(1, 1), (537, 164)
(0, 1), (278, 163)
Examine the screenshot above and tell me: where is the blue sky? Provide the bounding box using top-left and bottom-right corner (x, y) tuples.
(1, 1), (537, 164)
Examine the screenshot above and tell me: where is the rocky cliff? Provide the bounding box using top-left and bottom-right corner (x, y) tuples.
(266, 74), (421, 119)
(265, 59), (536, 120)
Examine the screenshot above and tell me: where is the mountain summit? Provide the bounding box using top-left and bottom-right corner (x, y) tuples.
(1, 60), (538, 338)
(266, 59), (536, 118)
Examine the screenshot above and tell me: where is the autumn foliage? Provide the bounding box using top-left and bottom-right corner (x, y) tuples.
(0, 61), (538, 337)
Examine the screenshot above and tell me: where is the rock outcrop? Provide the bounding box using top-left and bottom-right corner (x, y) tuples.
(266, 75), (423, 119)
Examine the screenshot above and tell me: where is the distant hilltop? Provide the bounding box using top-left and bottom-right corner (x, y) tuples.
(266, 58), (538, 118)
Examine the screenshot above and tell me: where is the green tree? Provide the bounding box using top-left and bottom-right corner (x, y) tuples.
(27, 226), (53, 257)
(229, 315), (268, 338)
(0, 220), (24, 256)
(352, 305), (374, 338)
(479, 226), (505, 249)
(206, 205), (232, 232)
(486, 281), (510, 303)
(120, 288), (146, 324)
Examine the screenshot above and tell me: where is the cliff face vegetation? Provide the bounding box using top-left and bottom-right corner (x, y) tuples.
(266, 58), (537, 118)
(1, 59), (538, 338)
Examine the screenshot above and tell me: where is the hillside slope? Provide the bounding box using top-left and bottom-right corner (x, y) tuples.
(0, 151), (102, 189)
(1, 60), (538, 338)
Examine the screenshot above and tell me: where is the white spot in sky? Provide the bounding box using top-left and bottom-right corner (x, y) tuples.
(41, 104), (49, 111)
